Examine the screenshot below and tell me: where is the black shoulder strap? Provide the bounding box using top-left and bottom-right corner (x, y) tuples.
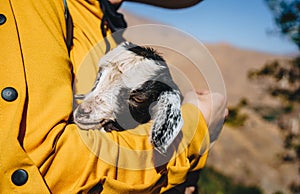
(64, 0), (73, 54)
(99, 0), (127, 34)
(99, 0), (127, 53)
(63, 0), (126, 54)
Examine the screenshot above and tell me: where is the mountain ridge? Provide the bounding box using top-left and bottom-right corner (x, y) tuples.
(121, 10), (298, 194)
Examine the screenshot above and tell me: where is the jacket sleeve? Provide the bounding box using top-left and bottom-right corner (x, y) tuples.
(41, 103), (209, 193)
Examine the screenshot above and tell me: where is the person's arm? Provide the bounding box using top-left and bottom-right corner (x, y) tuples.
(123, 0), (204, 9)
(180, 90), (227, 194)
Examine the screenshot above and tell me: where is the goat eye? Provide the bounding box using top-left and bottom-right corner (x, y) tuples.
(132, 96), (145, 103)
(130, 95), (147, 103)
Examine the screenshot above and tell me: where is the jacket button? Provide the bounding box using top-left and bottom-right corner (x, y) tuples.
(1, 87), (18, 102)
(0, 14), (6, 25)
(11, 169), (28, 186)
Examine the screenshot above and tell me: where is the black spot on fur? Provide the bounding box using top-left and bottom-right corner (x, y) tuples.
(123, 42), (165, 63)
(113, 87), (140, 129)
(129, 80), (173, 124)
(151, 105), (182, 148)
(111, 80), (180, 130)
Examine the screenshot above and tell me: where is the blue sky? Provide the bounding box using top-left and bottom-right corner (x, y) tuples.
(122, 0), (299, 55)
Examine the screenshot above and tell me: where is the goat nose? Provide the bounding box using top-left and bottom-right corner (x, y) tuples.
(77, 105), (92, 115)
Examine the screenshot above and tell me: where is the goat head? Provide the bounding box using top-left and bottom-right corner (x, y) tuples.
(73, 42), (183, 154)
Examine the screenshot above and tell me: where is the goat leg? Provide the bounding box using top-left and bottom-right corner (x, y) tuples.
(103, 120), (125, 132)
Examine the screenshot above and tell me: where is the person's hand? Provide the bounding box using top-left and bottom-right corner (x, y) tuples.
(108, 0), (123, 4)
(183, 90), (228, 145)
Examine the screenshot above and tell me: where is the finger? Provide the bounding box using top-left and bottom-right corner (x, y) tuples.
(195, 89), (210, 95)
(184, 186), (195, 194)
(224, 108), (229, 117)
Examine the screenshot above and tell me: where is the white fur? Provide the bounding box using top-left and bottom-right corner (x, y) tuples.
(74, 42), (183, 154)
(150, 90), (183, 154)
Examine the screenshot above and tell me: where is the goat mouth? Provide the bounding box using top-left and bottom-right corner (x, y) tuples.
(75, 119), (110, 130)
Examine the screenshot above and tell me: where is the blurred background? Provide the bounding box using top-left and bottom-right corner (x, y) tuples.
(119, 0), (300, 193)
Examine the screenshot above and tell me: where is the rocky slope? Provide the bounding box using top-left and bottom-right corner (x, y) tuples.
(121, 10), (298, 194)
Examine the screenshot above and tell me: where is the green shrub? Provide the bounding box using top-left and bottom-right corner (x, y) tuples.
(198, 167), (263, 194)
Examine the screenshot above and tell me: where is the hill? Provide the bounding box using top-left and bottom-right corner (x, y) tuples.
(202, 44), (297, 194)
(120, 10), (299, 194)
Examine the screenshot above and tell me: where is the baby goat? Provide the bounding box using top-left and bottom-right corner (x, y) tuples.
(73, 42), (183, 154)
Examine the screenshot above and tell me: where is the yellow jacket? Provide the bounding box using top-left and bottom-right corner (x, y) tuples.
(0, 0), (209, 193)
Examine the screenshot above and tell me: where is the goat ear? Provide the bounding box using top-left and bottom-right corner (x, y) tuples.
(150, 90), (183, 155)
